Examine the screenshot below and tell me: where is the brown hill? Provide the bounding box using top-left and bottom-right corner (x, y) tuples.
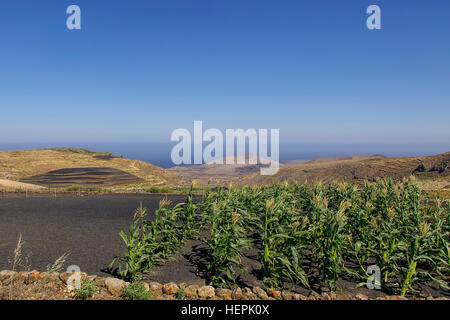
(168, 154), (281, 185)
(0, 148), (183, 187)
(305, 154), (387, 164)
(233, 152), (450, 190)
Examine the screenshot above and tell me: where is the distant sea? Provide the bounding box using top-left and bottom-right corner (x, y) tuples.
(0, 143), (448, 169)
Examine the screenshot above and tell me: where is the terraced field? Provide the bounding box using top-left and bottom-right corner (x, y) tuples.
(0, 148), (183, 187)
(20, 167), (143, 187)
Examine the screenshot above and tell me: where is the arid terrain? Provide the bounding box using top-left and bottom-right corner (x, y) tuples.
(0, 179), (46, 191)
(1, 149), (448, 193)
(0, 148), (185, 190)
(168, 155), (283, 185)
(233, 152), (450, 192)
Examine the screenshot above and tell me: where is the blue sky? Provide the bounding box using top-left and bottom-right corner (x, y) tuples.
(0, 1), (449, 166)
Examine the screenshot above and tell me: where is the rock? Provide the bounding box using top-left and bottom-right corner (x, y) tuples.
(59, 272), (87, 286)
(184, 285), (199, 299)
(0, 270), (16, 281)
(93, 277), (105, 287)
(58, 272), (70, 284)
(43, 272), (60, 284)
(376, 295), (408, 301)
(87, 275), (97, 282)
(337, 294), (351, 300)
(268, 289), (282, 300)
(294, 293), (308, 300)
(282, 291), (295, 300)
(430, 162), (447, 173)
(308, 291), (320, 300)
(198, 285), (215, 299)
(329, 292), (337, 300)
(216, 288), (232, 300)
(321, 293), (331, 300)
(414, 163), (426, 173)
(355, 293), (369, 300)
(149, 282), (163, 297)
(232, 287), (243, 300)
(178, 282), (188, 290)
(253, 287), (268, 299)
(143, 282), (150, 292)
(24, 271), (40, 285)
(15, 271), (31, 283)
(419, 289), (432, 298)
(242, 287), (258, 300)
(163, 282), (179, 295)
(105, 277), (126, 296)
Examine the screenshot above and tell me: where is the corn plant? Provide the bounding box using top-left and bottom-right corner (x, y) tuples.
(314, 201), (350, 291)
(205, 203), (251, 287)
(260, 198), (309, 290)
(110, 203), (150, 281)
(181, 182), (199, 240)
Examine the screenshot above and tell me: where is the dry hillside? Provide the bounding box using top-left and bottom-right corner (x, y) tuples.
(305, 154), (386, 164)
(233, 152), (450, 191)
(0, 178), (46, 191)
(168, 154), (281, 185)
(0, 148), (183, 187)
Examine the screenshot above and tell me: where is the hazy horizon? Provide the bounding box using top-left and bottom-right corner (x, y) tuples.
(0, 142), (448, 168)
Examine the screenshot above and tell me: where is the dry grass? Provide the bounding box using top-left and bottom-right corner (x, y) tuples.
(0, 148), (183, 186)
(0, 179), (45, 191)
(46, 252), (70, 274)
(234, 152), (450, 189)
(9, 233), (26, 300)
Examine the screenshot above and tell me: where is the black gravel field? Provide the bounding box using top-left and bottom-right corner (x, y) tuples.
(0, 194), (187, 276)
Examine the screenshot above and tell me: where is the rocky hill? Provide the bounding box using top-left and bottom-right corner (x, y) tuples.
(233, 152), (450, 191)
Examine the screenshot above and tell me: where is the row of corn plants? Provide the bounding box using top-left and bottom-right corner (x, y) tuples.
(198, 178), (449, 295)
(114, 178), (449, 296)
(110, 183), (200, 281)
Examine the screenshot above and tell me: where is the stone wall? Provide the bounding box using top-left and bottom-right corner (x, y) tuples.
(0, 270), (447, 300)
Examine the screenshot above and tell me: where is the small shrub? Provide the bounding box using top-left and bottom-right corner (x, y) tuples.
(145, 187), (172, 194)
(122, 282), (152, 300)
(66, 185), (82, 192)
(74, 279), (98, 300)
(175, 288), (185, 299)
(65, 185), (101, 192)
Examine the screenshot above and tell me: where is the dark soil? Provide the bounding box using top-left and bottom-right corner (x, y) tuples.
(0, 194), (186, 275)
(20, 167), (143, 187)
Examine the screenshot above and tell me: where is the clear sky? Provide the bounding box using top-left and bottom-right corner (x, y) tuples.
(0, 1), (449, 166)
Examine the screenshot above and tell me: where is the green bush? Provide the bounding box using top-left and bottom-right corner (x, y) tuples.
(145, 187), (172, 194)
(122, 282), (152, 300)
(74, 279), (98, 300)
(175, 288), (185, 299)
(65, 185), (101, 192)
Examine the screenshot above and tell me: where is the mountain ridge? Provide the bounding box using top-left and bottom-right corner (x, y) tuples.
(233, 152), (450, 190)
